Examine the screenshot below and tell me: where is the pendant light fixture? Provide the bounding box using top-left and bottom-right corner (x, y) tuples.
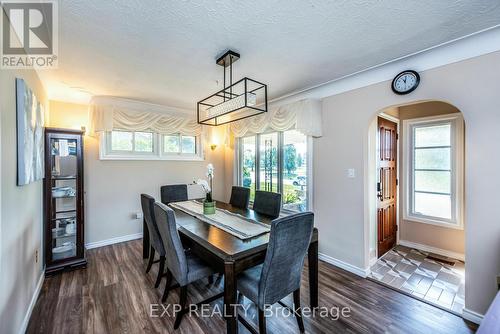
(197, 50), (268, 126)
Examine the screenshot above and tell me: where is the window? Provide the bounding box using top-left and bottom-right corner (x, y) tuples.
(134, 132), (154, 152)
(111, 131), (133, 151)
(109, 131), (154, 153)
(404, 115), (464, 228)
(164, 135), (180, 153)
(283, 130), (308, 212)
(238, 129), (312, 212)
(163, 134), (197, 156)
(241, 136), (256, 201)
(101, 131), (202, 160)
(181, 136), (196, 154)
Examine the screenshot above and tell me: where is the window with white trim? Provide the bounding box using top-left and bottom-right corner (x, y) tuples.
(163, 134), (197, 155)
(237, 129), (312, 212)
(110, 130), (155, 153)
(101, 131), (203, 160)
(404, 115), (464, 228)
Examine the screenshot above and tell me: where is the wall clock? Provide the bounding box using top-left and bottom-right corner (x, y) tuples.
(391, 70), (420, 95)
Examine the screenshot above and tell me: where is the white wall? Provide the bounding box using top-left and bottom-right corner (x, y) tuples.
(315, 51), (500, 316)
(0, 69), (47, 333)
(48, 101), (226, 245)
(367, 117), (378, 262)
(84, 138), (225, 244)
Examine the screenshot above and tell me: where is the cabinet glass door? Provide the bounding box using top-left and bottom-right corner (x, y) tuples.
(50, 138), (78, 261)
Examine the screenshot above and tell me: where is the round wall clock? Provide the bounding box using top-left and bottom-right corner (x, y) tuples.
(391, 70), (420, 95)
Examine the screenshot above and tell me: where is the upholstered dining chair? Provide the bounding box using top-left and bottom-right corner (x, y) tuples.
(253, 190), (282, 218)
(160, 184), (188, 205)
(140, 194), (166, 288)
(237, 212), (314, 334)
(229, 186), (251, 209)
(153, 202), (223, 329)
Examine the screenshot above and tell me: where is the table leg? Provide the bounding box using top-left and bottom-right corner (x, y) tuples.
(224, 261), (238, 334)
(308, 240), (319, 308)
(143, 219), (150, 259)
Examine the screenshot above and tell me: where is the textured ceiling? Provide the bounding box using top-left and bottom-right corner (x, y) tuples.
(40, 0), (500, 110)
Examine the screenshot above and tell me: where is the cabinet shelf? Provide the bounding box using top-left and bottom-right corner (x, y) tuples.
(54, 209), (76, 214)
(51, 215), (76, 221)
(52, 195), (76, 199)
(53, 233), (76, 239)
(52, 176), (77, 180)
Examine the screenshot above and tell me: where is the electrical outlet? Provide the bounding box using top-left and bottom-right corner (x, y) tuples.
(35, 250), (39, 263)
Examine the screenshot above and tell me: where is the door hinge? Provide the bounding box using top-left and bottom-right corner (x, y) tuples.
(396, 225), (398, 231)
(396, 179), (399, 186)
(396, 133), (399, 140)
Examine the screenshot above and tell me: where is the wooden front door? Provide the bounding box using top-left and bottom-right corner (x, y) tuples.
(377, 117), (398, 257)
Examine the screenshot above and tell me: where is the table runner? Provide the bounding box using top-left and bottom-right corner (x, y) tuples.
(169, 201), (271, 240)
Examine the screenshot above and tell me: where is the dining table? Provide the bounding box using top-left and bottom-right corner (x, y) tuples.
(142, 200), (319, 334)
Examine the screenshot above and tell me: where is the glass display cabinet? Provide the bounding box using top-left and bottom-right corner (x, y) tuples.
(44, 128), (86, 275)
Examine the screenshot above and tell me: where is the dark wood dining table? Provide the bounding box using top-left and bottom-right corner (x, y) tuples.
(142, 201), (319, 334)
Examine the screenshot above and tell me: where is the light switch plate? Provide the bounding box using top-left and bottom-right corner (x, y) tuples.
(347, 168), (356, 178)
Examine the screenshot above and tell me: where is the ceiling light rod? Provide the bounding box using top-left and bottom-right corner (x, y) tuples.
(216, 50), (240, 101)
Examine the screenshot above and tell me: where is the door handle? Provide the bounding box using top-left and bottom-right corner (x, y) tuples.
(377, 182), (383, 200)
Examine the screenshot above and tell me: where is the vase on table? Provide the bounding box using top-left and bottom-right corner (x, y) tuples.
(203, 199), (216, 215)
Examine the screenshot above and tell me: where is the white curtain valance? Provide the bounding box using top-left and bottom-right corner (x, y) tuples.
(88, 98), (202, 137)
(229, 99), (322, 138)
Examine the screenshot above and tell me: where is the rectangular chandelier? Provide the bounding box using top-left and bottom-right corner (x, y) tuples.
(197, 50), (268, 126)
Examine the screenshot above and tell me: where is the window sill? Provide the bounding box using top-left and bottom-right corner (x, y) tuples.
(403, 214), (463, 230)
(99, 154), (205, 161)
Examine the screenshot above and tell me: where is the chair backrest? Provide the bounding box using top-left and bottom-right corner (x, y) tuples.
(258, 212), (314, 307)
(229, 186), (250, 209)
(140, 194), (164, 254)
(160, 184), (188, 204)
(153, 202), (188, 285)
(253, 190), (282, 218)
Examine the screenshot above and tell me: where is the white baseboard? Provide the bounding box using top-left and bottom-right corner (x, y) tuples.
(398, 240), (465, 261)
(462, 307), (484, 325)
(19, 269), (45, 334)
(319, 252), (370, 278)
(85, 232), (143, 250)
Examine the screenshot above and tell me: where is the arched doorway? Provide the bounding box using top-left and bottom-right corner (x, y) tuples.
(367, 100), (466, 315)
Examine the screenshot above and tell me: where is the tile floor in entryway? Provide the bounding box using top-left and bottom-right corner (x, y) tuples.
(369, 245), (465, 314)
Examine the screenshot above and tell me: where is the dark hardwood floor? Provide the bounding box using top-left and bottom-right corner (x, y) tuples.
(27, 239), (477, 334)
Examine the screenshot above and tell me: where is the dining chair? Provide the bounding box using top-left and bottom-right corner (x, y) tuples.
(160, 184), (216, 285)
(253, 190), (282, 218)
(160, 184), (188, 204)
(140, 194), (166, 288)
(153, 202), (223, 329)
(236, 212), (314, 334)
(229, 186), (251, 209)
